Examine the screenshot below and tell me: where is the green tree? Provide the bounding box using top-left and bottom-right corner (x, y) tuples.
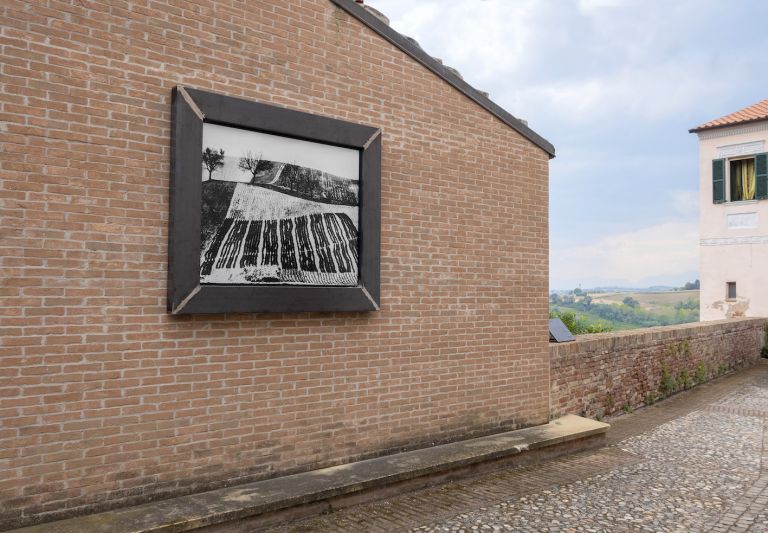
(674, 298), (698, 310)
(623, 296), (639, 308)
(683, 279), (700, 290)
(550, 310), (611, 335)
(202, 147), (225, 181)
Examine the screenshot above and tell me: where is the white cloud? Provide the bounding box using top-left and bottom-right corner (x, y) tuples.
(551, 220), (699, 288)
(668, 189), (699, 218)
(365, 0), (762, 289)
(506, 61), (731, 126)
(375, 0), (736, 125)
(381, 0), (541, 81)
(577, 0), (626, 11)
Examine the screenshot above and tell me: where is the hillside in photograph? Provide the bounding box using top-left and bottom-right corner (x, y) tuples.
(203, 155), (359, 206)
(201, 180), (237, 246)
(200, 182), (359, 286)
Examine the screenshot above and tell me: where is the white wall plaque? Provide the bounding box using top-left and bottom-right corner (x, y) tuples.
(718, 141), (765, 158)
(726, 212), (758, 229)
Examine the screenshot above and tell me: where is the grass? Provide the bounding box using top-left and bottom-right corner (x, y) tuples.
(590, 290), (699, 312)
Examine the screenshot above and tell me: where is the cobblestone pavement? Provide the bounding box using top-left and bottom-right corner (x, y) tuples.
(274, 363), (768, 533)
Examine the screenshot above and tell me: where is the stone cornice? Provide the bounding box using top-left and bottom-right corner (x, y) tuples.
(701, 235), (768, 246)
(696, 121), (768, 140)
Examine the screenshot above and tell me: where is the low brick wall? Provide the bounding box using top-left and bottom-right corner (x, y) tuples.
(550, 318), (767, 418)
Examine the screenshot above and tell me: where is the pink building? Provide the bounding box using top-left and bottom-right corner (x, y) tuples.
(690, 100), (768, 320)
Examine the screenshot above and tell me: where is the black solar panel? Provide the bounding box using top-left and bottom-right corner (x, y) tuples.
(549, 318), (575, 343)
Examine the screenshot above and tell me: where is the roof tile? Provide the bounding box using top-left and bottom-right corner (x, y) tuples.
(690, 99), (768, 132)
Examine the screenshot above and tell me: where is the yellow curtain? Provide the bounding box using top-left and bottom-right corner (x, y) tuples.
(740, 159), (756, 200)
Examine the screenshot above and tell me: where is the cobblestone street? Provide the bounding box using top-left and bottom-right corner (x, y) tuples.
(276, 362), (768, 532)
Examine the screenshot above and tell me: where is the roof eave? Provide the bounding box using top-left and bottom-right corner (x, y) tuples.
(329, 0), (556, 159)
(689, 116), (768, 134)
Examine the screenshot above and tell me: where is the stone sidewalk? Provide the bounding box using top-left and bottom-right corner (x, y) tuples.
(272, 361), (768, 532)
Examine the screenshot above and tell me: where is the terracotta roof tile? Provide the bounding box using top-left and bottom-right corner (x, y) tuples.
(690, 99), (768, 133)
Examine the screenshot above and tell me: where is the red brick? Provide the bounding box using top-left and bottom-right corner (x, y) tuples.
(0, 0), (549, 527)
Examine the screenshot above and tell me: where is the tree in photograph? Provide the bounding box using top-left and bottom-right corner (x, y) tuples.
(202, 148), (225, 181)
(282, 164), (300, 191)
(301, 168), (319, 195)
(238, 151), (262, 182)
(295, 168), (309, 193)
(255, 159), (275, 174)
(299, 168), (315, 194)
(307, 177), (321, 198)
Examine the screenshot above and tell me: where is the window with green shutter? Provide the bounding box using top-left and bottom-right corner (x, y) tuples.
(713, 154), (768, 203)
(756, 153), (768, 199)
(713, 159), (725, 203)
(730, 158), (756, 201)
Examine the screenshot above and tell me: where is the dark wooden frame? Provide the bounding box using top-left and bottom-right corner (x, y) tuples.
(168, 87), (381, 314)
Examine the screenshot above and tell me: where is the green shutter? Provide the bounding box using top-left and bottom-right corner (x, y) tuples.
(756, 153), (768, 199)
(713, 159), (725, 204)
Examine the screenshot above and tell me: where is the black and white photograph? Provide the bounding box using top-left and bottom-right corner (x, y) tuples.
(199, 123), (360, 286)
(168, 86), (380, 313)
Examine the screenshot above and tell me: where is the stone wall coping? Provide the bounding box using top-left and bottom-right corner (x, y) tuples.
(550, 318), (767, 357)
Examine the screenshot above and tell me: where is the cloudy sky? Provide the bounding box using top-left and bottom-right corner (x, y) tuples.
(368, 0), (768, 290)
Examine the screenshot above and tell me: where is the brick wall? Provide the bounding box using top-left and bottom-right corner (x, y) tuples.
(0, 0), (550, 527)
(550, 318), (767, 419)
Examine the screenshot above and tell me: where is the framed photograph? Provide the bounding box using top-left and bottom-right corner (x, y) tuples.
(168, 87), (381, 314)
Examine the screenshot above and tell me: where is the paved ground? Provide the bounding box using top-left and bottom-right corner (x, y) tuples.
(273, 361), (768, 532)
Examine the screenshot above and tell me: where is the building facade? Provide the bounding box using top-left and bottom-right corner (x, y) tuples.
(691, 100), (768, 320)
(0, 0), (553, 528)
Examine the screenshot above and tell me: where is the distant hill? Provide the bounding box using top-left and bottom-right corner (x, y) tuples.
(552, 285), (677, 295)
(590, 286), (677, 293)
